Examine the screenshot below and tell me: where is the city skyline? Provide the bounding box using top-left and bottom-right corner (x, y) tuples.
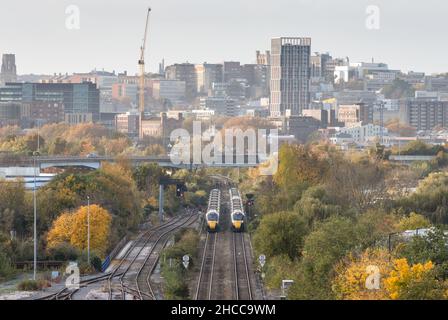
(1, 0), (448, 75)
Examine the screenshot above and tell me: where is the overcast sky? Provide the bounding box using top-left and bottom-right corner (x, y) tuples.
(0, 0), (447, 75)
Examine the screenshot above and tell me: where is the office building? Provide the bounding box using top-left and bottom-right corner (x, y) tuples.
(0, 102), (20, 126)
(270, 37), (311, 117)
(151, 79), (186, 103)
(165, 63), (197, 100)
(401, 99), (448, 131)
(195, 63), (223, 95)
(223, 61), (242, 83)
(200, 97), (238, 117)
(0, 82), (100, 124)
(115, 111), (140, 137)
(112, 83), (138, 105)
(338, 104), (373, 126)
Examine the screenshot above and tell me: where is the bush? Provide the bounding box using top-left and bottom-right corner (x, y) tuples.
(0, 251), (14, 280)
(48, 243), (79, 261)
(17, 279), (49, 291)
(77, 251), (102, 274)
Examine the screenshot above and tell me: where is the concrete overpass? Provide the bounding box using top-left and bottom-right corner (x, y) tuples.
(0, 154), (262, 170)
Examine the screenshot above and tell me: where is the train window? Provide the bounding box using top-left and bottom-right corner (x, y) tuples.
(207, 212), (219, 221)
(232, 212), (244, 221)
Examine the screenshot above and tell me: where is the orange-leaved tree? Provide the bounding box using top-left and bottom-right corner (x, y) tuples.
(47, 205), (112, 257)
(332, 248), (392, 300)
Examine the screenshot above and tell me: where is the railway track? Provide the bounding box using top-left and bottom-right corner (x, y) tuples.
(109, 213), (198, 300)
(194, 231), (217, 300)
(232, 232), (252, 300)
(134, 214), (199, 300)
(37, 272), (120, 300)
(37, 213), (198, 300)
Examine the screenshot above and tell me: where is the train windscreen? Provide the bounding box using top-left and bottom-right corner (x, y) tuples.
(232, 212), (244, 221)
(207, 212), (219, 221)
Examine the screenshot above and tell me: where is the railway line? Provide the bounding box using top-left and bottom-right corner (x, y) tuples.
(37, 213), (199, 300)
(194, 232), (217, 300)
(108, 213), (198, 300)
(232, 232), (252, 300)
(195, 182), (255, 300)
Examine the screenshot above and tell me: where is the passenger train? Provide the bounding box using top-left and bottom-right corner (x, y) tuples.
(206, 189), (221, 232)
(229, 188), (245, 232)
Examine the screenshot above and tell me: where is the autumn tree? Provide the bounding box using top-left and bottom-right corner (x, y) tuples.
(47, 205), (112, 257)
(332, 248), (392, 300)
(46, 212), (75, 249)
(384, 259), (446, 300)
(70, 205), (112, 256)
(395, 212), (431, 231)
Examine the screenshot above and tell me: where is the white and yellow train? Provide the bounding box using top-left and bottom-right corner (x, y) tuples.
(229, 188), (245, 232)
(206, 189), (221, 232)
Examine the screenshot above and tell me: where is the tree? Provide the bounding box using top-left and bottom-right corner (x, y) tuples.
(289, 216), (360, 299)
(70, 205), (112, 256)
(0, 179), (30, 236)
(332, 248), (392, 300)
(397, 228), (448, 267)
(395, 212), (431, 231)
(47, 205), (112, 257)
(294, 186), (342, 226)
(252, 211), (308, 260)
(397, 172), (448, 224)
(384, 259), (446, 300)
(46, 211), (75, 249)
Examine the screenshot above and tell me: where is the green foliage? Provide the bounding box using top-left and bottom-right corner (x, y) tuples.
(253, 211), (308, 260)
(0, 250), (14, 280)
(160, 228), (199, 299)
(397, 172), (448, 224)
(47, 243), (79, 261)
(17, 279), (49, 291)
(395, 212), (431, 231)
(399, 140), (445, 156)
(397, 228), (448, 267)
(161, 263), (189, 299)
(264, 254), (299, 290)
(0, 179), (31, 236)
(294, 186), (342, 225)
(290, 216), (360, 299)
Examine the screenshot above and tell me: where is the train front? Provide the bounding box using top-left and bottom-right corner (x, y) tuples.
(206, 210), (219, 232)
(231, 210), (245, 232)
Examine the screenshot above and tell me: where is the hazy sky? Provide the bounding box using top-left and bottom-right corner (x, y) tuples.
(1, 0), (447, 75)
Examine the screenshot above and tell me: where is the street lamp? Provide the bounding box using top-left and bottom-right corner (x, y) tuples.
(32, 151), (39, 281)
(87, 196), (91, 266)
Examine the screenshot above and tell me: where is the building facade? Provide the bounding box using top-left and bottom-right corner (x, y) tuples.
(200, 97), (238, 117)
(270, 37), (311, 117)
(165, 63), (197, 101)
(0, 82), (100, 124)
(195, 63), (223, 95)
(337, 103), (373, 126)
(151, 79), (186, 103)
(401, 99), (448, 131)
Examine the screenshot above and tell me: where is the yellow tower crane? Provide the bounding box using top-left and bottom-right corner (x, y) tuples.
(139, 7), (151, 140)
